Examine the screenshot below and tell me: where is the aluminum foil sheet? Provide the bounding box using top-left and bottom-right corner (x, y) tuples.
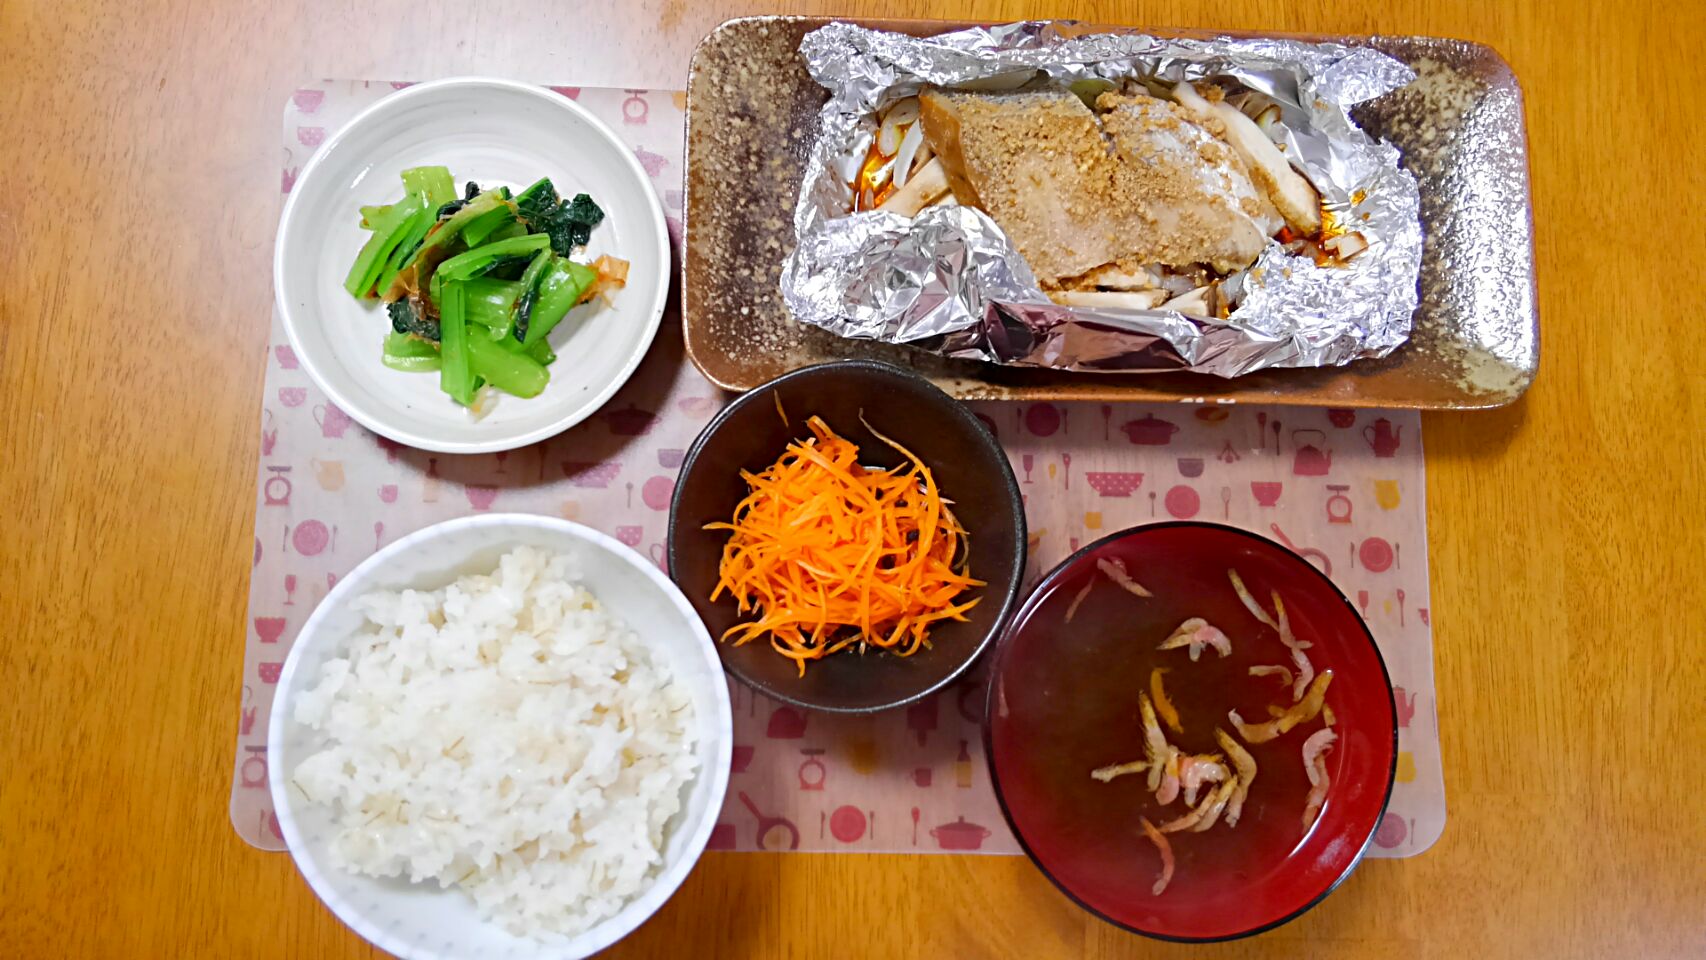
(779, 21), (1423, 377)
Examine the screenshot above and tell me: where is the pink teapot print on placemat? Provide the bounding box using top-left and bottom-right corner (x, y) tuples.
(1292, 429), (1333, 476)
(1395, 687), (1418, 728)
(1364, 417), (1403, 457)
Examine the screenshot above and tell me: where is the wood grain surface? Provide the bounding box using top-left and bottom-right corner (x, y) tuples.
(3, 0), (1703, 957)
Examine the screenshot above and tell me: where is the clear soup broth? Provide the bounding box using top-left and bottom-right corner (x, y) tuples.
(987, 524), (1396, 939)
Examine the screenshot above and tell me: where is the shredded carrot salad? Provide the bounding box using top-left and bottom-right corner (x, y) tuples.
(706, 415), (983, 675)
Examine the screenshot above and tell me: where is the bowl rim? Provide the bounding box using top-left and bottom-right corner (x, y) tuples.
(273, 76), (671, 455)
(980, 520), (1398, 943)
(266, 513), (734, 959)
(666, 358), (1027, 714)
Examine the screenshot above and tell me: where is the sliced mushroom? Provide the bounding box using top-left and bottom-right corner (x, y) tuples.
(1171, 82), (1321, 235)
(1081, 262), (1164, 291)
(892, 122), (925, 189)
(876, 97), (921, 155)
(912, 140), (934, 173)
(1323, 231), (1369, 260)
(876, 156), (950, 217)
(1049, 289), (1168, 310)
(1160, 285), (1215, 317)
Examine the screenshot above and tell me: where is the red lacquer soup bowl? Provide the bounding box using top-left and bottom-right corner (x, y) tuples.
(984, 522), (1397, 942)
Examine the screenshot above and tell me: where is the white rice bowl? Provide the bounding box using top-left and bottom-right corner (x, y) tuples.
(268, 516), (730, 959)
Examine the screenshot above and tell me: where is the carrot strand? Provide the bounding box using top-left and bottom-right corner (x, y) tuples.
(704, 416), (981, 674)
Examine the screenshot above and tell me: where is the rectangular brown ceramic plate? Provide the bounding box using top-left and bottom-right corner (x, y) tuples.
(683, 17), (1538, 408)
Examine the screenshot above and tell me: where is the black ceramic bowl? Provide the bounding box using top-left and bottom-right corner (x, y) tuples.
(668, 360), (1025, 713)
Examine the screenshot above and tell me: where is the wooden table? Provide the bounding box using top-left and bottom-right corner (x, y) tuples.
(5, 0), (1703, 956)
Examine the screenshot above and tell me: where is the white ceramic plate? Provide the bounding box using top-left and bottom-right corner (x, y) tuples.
(267, 515), (733, 960)
(275, 78), (670, 454)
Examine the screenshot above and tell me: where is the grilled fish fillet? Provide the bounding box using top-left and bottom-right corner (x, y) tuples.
(919, 88), (1144, 286)
(1096, 92), (1280, 274)
(1168, 81), (1322, 235)
(919, 86), (1293, 288)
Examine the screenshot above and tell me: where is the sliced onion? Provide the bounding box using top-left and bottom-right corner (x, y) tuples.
(892, 121), (924, 189)
(1253, 103), (1284, 135)
(1249, 664), (1294, 686)
(884, 95), (920, 126)
(876, 97), (920, 155)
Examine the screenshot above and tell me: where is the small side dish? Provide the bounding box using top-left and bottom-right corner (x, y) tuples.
(706, 412), (983, 675)
(289, 545), (698, 939)
(345, 166), (628, 408)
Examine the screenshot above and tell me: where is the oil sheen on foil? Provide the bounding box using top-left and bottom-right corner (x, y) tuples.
(779, 21), (1423, 377)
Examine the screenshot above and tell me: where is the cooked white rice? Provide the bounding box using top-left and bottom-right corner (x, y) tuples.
(291, 545), (699, 939)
